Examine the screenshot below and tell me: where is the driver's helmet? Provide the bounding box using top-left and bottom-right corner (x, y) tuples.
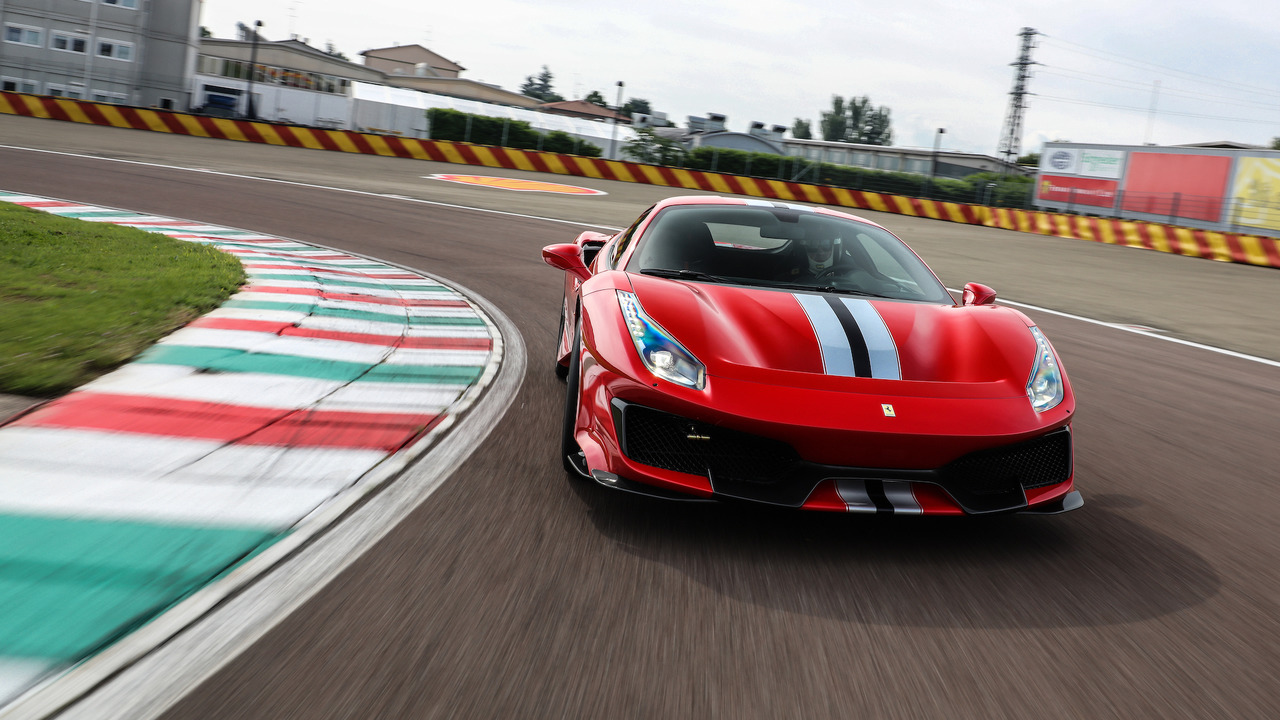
(801, 228), (839, 274)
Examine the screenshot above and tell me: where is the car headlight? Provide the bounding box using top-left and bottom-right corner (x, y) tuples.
(618, 291), (706, 390)
(1026, 326), (1063, 412)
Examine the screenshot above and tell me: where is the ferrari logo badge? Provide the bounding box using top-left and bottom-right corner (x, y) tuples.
(881, 404), (896, 417)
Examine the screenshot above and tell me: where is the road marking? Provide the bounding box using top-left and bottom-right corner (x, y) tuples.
(424, 173), (607, 195)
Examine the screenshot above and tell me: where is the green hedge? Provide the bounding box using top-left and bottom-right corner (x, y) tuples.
(426, 108), (1032, 207)
(680, 146), (1034, 208)
(426, 108), (602, 158)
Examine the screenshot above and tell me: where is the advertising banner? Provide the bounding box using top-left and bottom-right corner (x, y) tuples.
(1230, 157), (1280, 232)
(1121, 153), (1231, 222)
(1037, 175), (1119, 208)
(1079, 149), (1125, 179)
(1041, 149), (1079, 175)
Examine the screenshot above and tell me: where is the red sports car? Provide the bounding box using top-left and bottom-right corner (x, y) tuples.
(542, 196), (1080, 515)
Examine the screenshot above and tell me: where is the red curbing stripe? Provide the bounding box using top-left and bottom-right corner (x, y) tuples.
(526, 151), (552, 174)
(242, 285), (468, 307)
(195, 115), (226, 139)
(419, 140), (449, 162)
(243, 285), (462, 305)
(382, 135), (414, 159)
(1221, 234), (1247, 264)
(238, 121), (267, 145)
(312, 129), (343, 152)
(815, 185), (841, 206)
(39, 97), (72, 122)
(347, 131), (377, 156)
(272, 125), (308, 149)
(244, 264), (423, 279)
(246, 410), (446, 452)
(186, 317), (492, 349)
(157, 110), (187, 134)
(13, 391), (444, 451)
(115, 106), (149, 130)
(1262, 236), (1280, 267)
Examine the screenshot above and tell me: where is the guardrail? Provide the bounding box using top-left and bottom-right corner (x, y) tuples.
(3, 91), (1276, 270)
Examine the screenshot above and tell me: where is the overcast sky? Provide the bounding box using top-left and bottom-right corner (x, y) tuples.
(200, 0), (1280, 156)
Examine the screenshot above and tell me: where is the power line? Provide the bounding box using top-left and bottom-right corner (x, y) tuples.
(1036, 95), (1280, 125)
(1038, 34), (1280, 101)
(1036, 68), (1280, 114)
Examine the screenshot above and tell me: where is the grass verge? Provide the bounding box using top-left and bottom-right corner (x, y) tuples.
(0, 202), (245, 397)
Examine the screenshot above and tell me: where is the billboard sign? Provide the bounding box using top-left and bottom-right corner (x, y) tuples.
(1041, 149), (1079, 175)
(1079, 149), (1125, 179)
(1037, 175), (1119, 208)
(1230, 157), (1280, 232)
(1121, 153), (1231, 222)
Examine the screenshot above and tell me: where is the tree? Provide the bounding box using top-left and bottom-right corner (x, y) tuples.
(520, 66), (564, 102)
(1271, 137), (1280, 150)
(583, 90), (607, 107)
(818, 95), (894, 145)
(199, 26), (212, 38)
(324, 41), (348, 61)
(819, 96), (847, 142)
(791, 119), (812, 139)
(856, 105), (893, 146)
(1018, 152), (1041, 165)
(622, 98), (652, 117)
(623, 127), (686, 165)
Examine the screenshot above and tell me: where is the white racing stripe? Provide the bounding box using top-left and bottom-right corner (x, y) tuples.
(795, 294), (856, 376)
(794, 294), (902, 379)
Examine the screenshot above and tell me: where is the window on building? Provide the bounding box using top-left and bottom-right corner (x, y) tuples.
(97, 39), (133, 61)
(2, 77), (40, 94)
(46, 84), (85, 99)
(159, 98), (174, 110)
(91, 90), (127, 103)
(4, 24), (43, 47)
(102, 0), (139, 8)
(51, 32), (88, 54)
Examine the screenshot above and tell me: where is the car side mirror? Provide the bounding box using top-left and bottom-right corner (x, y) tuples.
(962, 282), (997, 306)
(542, 243), (592, 283)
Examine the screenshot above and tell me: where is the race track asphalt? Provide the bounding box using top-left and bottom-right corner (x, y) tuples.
(2, 114), (1278, 720)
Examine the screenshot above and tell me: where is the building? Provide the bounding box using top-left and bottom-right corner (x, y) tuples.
(538, 99), (629, 124)
(193, 32), (383, 122)
(782, 137), (1020, 178)
(359, 43), (537, 108)
(0, 0), (200, 108)
(660, 115), (1023, 178)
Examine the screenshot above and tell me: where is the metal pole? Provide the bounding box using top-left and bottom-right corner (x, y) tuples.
(245, 20), (262, 119)
(609, 80), (624, 160)
(930, 127), (945, 197)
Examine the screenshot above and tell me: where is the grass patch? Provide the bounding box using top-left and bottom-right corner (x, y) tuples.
(0, 203), (246, 396)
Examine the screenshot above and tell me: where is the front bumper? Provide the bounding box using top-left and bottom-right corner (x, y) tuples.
(596, 399), (1076, 514)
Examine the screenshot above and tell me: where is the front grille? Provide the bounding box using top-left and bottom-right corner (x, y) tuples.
(619, 404), (800, 484)
(940, 429), (1072, 495)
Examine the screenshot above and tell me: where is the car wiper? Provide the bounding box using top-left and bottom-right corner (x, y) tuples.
(766, 282), (884, 298)
(638, 268), (728, 283)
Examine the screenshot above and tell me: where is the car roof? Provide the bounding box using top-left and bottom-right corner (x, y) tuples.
(649, 195), (891, 233)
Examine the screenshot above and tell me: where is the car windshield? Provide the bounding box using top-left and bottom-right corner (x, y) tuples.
(626, 204), (953, 303)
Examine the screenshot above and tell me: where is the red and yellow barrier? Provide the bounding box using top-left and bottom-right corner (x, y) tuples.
(4, 91), (1277, 269)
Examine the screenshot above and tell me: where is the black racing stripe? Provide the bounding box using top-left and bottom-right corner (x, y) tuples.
(824, 296), (872, 377)
(865, 480), (896, 514)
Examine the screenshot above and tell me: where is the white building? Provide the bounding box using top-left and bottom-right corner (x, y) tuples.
(1, 0), (200, 108)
